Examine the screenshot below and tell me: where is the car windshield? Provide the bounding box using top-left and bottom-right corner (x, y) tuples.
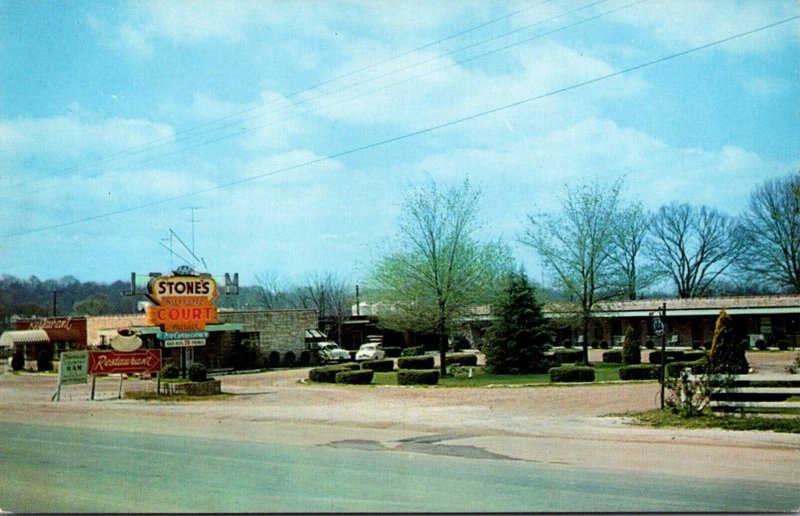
(360, 345), (376, 351)
(319, 342), (339, 350)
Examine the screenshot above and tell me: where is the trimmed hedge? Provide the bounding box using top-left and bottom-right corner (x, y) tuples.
(549, 366), (595, 383)
(552, 349), (584, 364)
(360, 359), (395, 372)
(445, 353), (478, 366)
(602, 350), (622, 363)
(397, 369), (439, 385)
(335, 369), (374, 385)
(187, 363), (207, 382)
(666, 359), (707, 377)
(383, 347), (403, 358)
(618, 364), (660, 381)
(401, 346), (426, 357)
(398, 355), (435, 370)
(648, 350), (685, 364)
(308, 363), (360, 383)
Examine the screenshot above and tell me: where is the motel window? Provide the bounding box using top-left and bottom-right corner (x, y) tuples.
(760, 317), (772, 336)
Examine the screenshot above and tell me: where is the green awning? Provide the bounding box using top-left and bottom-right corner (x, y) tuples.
(134, 323), (244, 335)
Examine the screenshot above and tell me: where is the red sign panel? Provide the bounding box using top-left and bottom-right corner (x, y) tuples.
(89, 350), (161, 375)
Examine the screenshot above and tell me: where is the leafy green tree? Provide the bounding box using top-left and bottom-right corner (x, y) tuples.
(520, 178), (624, 365)
(709, 310), (748, 374)
(621, 325), (640, 365)
(370, 178), (512, 376)
(482, 270), (551, 374)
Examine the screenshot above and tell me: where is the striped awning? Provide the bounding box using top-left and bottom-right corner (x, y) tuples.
(0, 329), (50, 349)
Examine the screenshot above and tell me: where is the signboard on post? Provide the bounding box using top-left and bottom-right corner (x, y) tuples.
(145, 273), (219, 332)
(53, 351), (88, 401)
(89, 349), (162, 375)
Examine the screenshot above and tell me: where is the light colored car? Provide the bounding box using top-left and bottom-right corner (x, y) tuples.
(317, 341), (351, 363)
(355, 343), (385, 361)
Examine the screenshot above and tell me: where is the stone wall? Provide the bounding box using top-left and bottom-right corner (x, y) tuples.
(219, 310), (318, 355)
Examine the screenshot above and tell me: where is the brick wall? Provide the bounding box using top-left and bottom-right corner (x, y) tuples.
(86, 314), (147, 347)
(219, 310), (318, 355)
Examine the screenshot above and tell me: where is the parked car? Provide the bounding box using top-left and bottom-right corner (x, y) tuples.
(316, 341), (351, 363)
(355, 343), (385, 361)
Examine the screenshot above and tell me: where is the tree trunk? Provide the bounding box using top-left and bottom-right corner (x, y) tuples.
(582, 312), (590, 366)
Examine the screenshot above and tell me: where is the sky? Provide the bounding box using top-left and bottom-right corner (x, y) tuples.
(1, 0), (798, 289)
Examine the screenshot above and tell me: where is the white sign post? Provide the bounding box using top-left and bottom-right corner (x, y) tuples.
(53, 350), (88, 401)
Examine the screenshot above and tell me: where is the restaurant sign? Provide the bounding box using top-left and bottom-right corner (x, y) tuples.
(145, 272), (219, 332)
(89, 349), (162, 375)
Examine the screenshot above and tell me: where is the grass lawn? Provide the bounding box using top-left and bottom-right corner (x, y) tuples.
(623, 409), (800, 434)
(372, 363), (630, 387)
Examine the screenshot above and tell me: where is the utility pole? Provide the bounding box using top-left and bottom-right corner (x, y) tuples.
(52, 289), (58, 317)
(184, 206), (201, 268)
(651, 302), (668, 409)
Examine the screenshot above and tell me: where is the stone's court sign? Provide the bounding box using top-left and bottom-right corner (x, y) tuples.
(145, 273), (219, 332)
(89, 349), (162, 375)
(59, 351), (88, 385)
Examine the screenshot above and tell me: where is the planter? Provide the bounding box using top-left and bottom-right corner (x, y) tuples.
(165, 379), (221, 396)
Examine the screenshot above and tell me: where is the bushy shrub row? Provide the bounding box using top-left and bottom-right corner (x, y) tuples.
(602, 350), (622, 363)
(648, 350), (685, 364)
(551, 349), (584, 364)
(401, 346), (426, 357)
(360, 359), (395, 372)
(161, 363), (180, 379)
(398, 369), (439, 385)
(398, 355), (435, 370)
(308, 363), (360, 383)
(445, 353), (478, 366)
(618, 364), (660, 381)
(549, 366), (595, 383)
(335, 369), (374, 384)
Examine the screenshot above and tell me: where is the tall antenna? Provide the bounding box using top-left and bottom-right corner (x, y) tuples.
(183, 206), (201, 268)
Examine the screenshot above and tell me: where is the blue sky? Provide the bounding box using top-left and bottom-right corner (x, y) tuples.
(1, 0), (798, 288)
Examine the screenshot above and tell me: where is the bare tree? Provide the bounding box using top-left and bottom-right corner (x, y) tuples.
(253, 272), (294, 309)
(648, 202), (743, 298)
(738, 173), (800, 293)
(520, 179), (624, 364)
(609, 202), (657, 300)
(370, 178), (512, 376)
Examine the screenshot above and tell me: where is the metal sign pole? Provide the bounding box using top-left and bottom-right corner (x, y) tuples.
(660, 302), (667, 409)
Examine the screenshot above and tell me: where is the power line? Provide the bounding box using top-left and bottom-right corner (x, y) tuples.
(4, 14), (797, 239)
(12, 0), (624, 199)
(6, 0), (560, 192)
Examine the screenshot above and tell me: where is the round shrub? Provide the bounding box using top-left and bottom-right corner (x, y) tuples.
(398, 369), (439, 385)
(187, 362), (207, 382)
(268, 351), (281, 367)
(308, 363), (359, 383)
(335, 369), (374, 385)
(299, 350), (311, 367)
(602, 350), (622, 364)
(618, 364), (660, 381)
(590, 341), (599, 349)
(703, 340), (713, 350)
(644, 340), (655, 350)
(778, 340), (790, 351)
(398, 355), (435, 370)
(649, 350), (685, 364)
(562, 339), (573, 349)
(361, 359), (394, 372)
(445, 353), (478, 366)
(383, 347), (402, 358)
(692, 341), (702, 350)
(282, 351), (297, 368)
(552, 349), (583, 364)
(36, 349), (53, 372)
(755, 339), (768, 351)
(600, 340), (610, 350)
(401, 346), (426, 357)
(161, 363), (180, 379)
(549, 366), (595, 383)
(11, 350), (24, 371)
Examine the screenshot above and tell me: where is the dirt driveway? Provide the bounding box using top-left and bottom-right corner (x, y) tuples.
(1, 351), (798, 486)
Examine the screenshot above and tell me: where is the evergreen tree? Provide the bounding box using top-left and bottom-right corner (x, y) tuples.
(709, 310), (748, 374)
(621, 325), (641, 364)
(482, 270), (551, 374)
